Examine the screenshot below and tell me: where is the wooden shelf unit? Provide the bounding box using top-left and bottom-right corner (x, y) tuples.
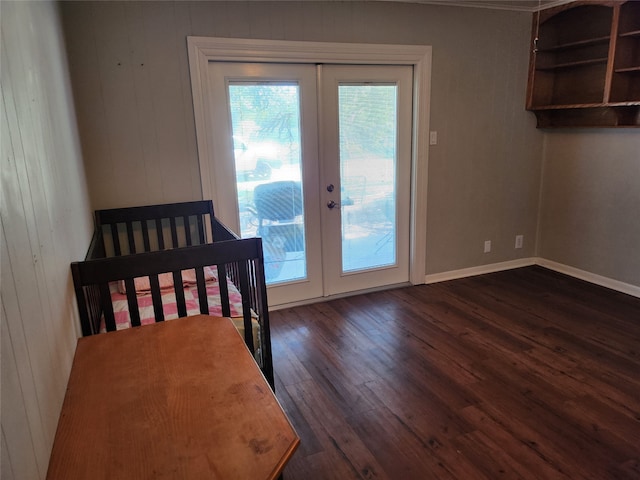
(536, 58), (609, 71)
(527, 1), (640, 127)
(611, 1), (640, 105)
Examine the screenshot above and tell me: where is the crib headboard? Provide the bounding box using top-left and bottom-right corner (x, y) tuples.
(88, 200), (237, 259)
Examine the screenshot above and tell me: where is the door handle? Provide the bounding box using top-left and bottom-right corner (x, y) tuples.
(327, 200), (339, 210)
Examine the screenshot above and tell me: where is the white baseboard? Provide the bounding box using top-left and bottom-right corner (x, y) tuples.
(424, 258), (537, 284)
(536, 258), (640, 299)
(425, 257), (640, 299)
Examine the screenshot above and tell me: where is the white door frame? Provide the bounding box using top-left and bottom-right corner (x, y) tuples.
(187, 36), (431, 285)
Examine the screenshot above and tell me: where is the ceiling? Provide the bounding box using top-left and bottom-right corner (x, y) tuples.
(233, 0), (576, 12)
(220, 0), (576, 12)
(370, 0), (574, 12)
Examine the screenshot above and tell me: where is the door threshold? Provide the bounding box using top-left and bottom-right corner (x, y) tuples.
(269, 281), (411, 311)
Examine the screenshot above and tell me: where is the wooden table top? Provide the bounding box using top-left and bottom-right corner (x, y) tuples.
(47, 315), (299, 479)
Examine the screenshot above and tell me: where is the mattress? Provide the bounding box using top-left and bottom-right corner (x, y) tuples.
(102, 276), (260, 351)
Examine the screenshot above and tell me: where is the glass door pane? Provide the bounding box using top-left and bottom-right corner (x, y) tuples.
(338, 84), (398, 273)
(228, 83), (306, 284)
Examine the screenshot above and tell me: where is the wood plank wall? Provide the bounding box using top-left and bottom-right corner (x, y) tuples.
(1, 2), (94, 479)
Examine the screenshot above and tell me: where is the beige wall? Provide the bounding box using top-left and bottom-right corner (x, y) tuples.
(539, 131), (640, 287)
(1, 2), (93, 479)
(61, 1), (542, 276)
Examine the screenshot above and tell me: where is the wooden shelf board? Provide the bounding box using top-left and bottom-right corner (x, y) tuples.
(607, 101), (640, 107)
(538, 35), (610, 52)
(529, 102), (640, 111)
(536, 57), (608, 71)
(614, 66), (640, 74)
(619, 29), (640, 38)
(530, 103), (606, 111)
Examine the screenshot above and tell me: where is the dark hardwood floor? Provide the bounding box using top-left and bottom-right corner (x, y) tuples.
(270, 266), (640, 480)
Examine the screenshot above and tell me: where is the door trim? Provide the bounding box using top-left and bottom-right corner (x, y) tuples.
(187, 36), (431, 284)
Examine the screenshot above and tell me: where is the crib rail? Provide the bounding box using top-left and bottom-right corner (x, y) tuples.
(88, 200), (238, 259)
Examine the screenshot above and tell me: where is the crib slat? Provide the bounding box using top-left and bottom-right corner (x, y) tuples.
(228, 262), (239, 290)
(237, 261), (255, 353)
(149, 275), (164, 322)
(72, 264), (93, 336)
(183, 216), (192, 246)
(99, 282), (117, 332)
(124, 278), (141, 327)
(89, 285), (102, 335)
(195, 267), (209, 315)
(110, 224), (122, 257)
(247, 260), (258, 314)
(170, 217), (178, 248)
(126, 221), (136, 254)
(252, 239), (274, 389)
(84, 285), (99, 335)
(196, 215), (205, 244)
(173, 271), (187, 318)
(141, 220), (151, 252)
(217, 264), (231, 318)
(155, 218), (164, 250)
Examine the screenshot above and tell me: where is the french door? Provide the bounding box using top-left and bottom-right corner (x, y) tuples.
(207, 62), (413, 306)
(320, 65), (412, 296)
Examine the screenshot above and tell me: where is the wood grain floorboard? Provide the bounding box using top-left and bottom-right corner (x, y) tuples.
(271, 266), (640, 479)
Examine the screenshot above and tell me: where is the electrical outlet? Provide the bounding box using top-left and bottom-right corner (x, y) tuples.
(515, 235), (524, 249)
(429, 131), (438, 145)
(484, 240), (491, 253)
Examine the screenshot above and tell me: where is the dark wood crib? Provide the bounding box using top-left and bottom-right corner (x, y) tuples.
(70, 200), (274, 388)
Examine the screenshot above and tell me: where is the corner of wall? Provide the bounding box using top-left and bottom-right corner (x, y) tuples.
(533, 129), (548, 258)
